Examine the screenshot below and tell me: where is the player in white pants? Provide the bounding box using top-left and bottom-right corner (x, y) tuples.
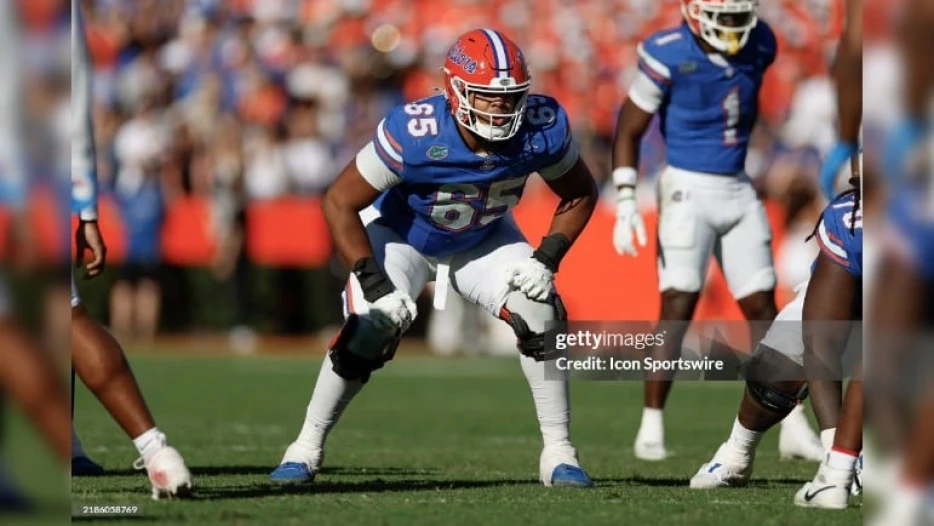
(609, 2), (805, 461)
(690, 281), (828, 489)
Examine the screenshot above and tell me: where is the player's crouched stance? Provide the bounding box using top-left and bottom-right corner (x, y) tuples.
(270, 29), (598, 488)
(690, 184), (863, 501)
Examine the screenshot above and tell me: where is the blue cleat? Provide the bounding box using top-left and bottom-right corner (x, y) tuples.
(270, 462), (314, 484)
(548, 464), (593, 488)
(72, 455), (104, 477)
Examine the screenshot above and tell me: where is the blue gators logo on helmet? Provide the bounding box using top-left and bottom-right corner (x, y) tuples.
(447, 46), (478, 74)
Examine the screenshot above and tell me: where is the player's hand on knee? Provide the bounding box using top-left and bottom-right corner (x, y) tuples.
(352, 257), (417, 334)
(506, 258), (554, 302)
(368, 290), (418, 334)
(612, 187), (647, 257)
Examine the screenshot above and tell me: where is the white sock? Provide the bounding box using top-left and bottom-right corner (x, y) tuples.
(826, 447), (859, 472)
(132, 427), (166, 463)
(520, 354), (570, 449)
(726, 417), (764, 456)
(72, 427), (87, 459)
(637, 407), (664, 443)
(290, 353), (364, 458)
(820, 428), (836, 452)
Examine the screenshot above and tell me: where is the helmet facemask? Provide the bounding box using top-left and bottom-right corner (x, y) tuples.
(447, 74), (530, 142)
(683, 0), (758, 55)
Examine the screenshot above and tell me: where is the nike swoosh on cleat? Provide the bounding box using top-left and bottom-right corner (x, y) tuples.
(804, 485), (837, 502)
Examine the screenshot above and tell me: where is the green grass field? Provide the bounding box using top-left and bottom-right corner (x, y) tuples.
(69, 351), (862, 525)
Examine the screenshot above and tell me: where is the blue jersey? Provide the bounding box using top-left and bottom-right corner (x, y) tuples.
(888, 188), (934, 280)
(814, 191), (863, 278)
(365, 94), (577, 257)
(632, 22), (777, 175)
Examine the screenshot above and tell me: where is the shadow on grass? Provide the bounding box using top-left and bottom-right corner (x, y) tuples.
(191, 478), (537, 501)
(595, 476), (810, 487)
(76, 465), (439, 478)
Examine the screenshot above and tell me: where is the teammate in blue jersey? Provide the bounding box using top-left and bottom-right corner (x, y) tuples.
(689, 180), (863, 495)
(271, 28), (599, 488)
(792, 180), (864, 510)
(609, 0), (821, 461)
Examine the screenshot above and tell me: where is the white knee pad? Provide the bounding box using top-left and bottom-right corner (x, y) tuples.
(730, 267), (777, 300)
(658, 265), (704, 293)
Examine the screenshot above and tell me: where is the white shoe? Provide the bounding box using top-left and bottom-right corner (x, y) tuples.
(851, 453), (863, 497)
(634, 438), (668, 461)
(539, 444), (593, 487)
(778, 407), (824, 462)
(793, 466), (852, 509)
(133, 439), (193, 500)
(690, 442), (754, 489)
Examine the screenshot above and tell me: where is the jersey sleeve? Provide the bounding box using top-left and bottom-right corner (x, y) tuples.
(356, 111), (407, 192)
(72, 2), (99, 220)
(756, 21), (779, 68)
(815, 201), (861, 277)
(628, 35), (678, 114)
(536, 101), (580, 181)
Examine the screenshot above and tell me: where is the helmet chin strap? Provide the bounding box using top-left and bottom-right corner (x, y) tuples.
(471, 117), (510, 140)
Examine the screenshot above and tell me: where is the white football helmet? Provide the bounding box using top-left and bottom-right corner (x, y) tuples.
(681, 0), (759, 55)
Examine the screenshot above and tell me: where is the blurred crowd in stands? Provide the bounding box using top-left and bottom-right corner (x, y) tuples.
(73, 0), (849, 350)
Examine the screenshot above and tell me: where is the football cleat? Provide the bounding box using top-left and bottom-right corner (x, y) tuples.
(634, 439), (669, 461)
(72, 455), (105, 477)
(270, 462), (314, 484)
(133, 440), (193, 500)
(851, 453), (863, 497)
(539, 445), (593, 488)
(270, 443), (323, 484)
(690, 442), (754, 489)
(794, 467), (852, 509)
(778, 410), (824, 462)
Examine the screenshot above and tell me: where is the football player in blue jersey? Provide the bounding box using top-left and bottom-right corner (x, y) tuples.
(270, 29), (599, 487)
(689, 180), (863, 493)
(610, 0), (821, 461)
(792, 178), (863, 510)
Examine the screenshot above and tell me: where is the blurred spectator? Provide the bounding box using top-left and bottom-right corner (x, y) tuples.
(283, 101), (337, 195)
(108, 97), (169, 343)
(76, 0), (845, 339)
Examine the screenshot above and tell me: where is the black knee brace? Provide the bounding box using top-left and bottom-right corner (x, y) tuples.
(746, 380), (807, 414)
(502, 294), (567, 362)
(328, 315), (400, 384)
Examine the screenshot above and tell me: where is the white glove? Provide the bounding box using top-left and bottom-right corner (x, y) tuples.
(367, 290), (417, 334)
(506, 257), (554, 302)
(612, 187), (648, 257)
